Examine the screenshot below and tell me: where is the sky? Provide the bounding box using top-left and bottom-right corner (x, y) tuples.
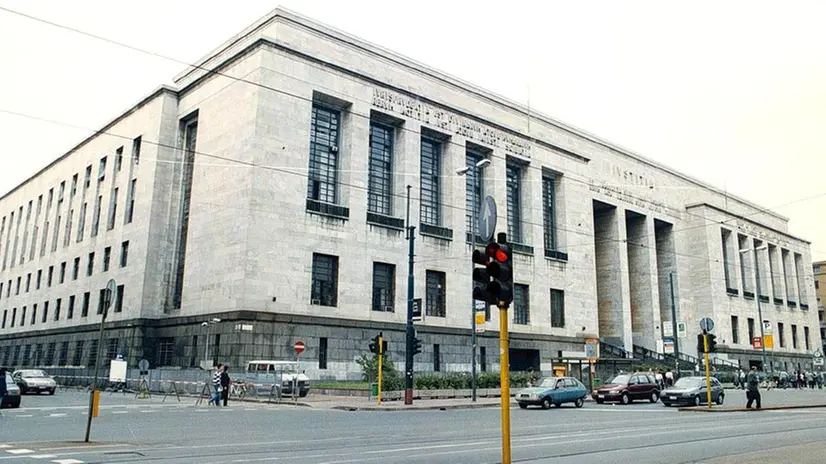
(0, 0), (824, 259)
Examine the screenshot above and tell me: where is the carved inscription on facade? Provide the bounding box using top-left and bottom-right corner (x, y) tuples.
(588, 183), (671, 215)
(372, 88), (532, 158)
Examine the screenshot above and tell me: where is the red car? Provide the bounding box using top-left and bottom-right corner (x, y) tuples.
(592, 372), (660, 405)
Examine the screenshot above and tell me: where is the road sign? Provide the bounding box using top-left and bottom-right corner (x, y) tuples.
(475, 311), (485, 333)
(815, 358), (824, 367)
(585, 338), (599, 360)
(814, 349), (824, 358)
(412, 298), (422, 321)
(699, 317), (714, 332)
(752, 336), (763, 349)
(478, 196), (497, 242)
(138, 359), (150, 372)
(663, 337), (675, 354)
(294, 341), (306, 355)
(677, 322), (687, 338)
(762, 321), (773, 334)
(105, 278), (117, 312)
(764, 334), (774, 349)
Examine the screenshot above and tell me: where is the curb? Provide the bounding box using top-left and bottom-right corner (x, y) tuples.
(330, 402), (512, 412)
(678, 403), (826, 413)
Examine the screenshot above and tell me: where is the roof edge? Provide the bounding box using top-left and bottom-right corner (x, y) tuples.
(686, 202), (808, 244)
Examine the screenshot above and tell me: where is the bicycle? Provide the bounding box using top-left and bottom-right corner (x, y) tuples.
(231, 381), (254, 399)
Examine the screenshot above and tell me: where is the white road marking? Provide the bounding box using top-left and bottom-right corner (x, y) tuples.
(15, 415), (33, 418)
(52, 460), (85, 464)
(5, 449), (33, 454)
(28, 455), (57, 458)
(0, 446), (8, 449)
(111, 411), (128, 414)
(139, 410), (154, 413)
(48, 413), (67, 417)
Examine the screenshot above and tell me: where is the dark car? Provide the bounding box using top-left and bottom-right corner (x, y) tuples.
(592, 372), (660, 405)
(516, 376), (588, 409)
(1, 372), (21, 408)
(661, 376), (725, 407)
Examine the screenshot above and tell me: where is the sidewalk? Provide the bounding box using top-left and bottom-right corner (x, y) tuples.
(678, 388), (826, 413)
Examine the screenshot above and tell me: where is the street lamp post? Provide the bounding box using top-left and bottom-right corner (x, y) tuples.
(740, 246), (769, 372)
(456, 158), (491, 403)
(202, 318), (221, 367)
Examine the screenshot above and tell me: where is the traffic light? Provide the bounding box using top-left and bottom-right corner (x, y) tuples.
(381, 339), (388, 355)
(486, 236), (514, 307)
(472, 244), (497, 304)
(412, 337), (422, 356)
(369, 335), (379, 354)
(708, 334), (718, 352)
(697, 333), (705, 353)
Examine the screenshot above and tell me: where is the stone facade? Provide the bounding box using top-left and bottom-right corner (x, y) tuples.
(0, 8), (821, 379)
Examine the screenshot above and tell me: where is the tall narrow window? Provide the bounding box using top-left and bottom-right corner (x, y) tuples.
(98, 156), (107, 181)
(132, 136), (142, 165)
(36, 269), (41, 290)
(87, 252), (94, 276)
(778, 322), (785, 347)
(98, 288), (107, 314)
(68, 295), (75, 319)
(731, 315), (740, 344)
(367, 122), (394, 216)
(721, 229), (734, 289)
(59, 262), (66, 284)
(551, 289), (565, 328)
(747, 318), (755, 341)
(804, 326), (811, 350)
(506, 161), (524, 243)
(25, 273), (31, 292)
(319, 337), (328, 370)
(792, 324), (798, 349)
(310, 253), (339, 307)
(173, 115), (198, 310)
(64, 208), (73, 246)
(107, 187), (119, 230)
(465, 150), (484, 236)
(420, 137), (442, 226)
(77, 202), (87, 242)
(125, 179), (137, 224)
(103, 246), (111, 272)
(306, 105), (340, 204)
(371, 262), (395, 312)
(433, 344), (441, 372)
(84, 165), (92, 189)
(72, 257), (80, 280)
(542, 175), (558, 253)
(91, 195), (102, 237)
(29, 197), (41, 261)
(115, 146), (123, 172)
(120, 240), (129, 267)
(71, 173), (78, 196)
(72, 341), (84, 365)
(54, 298), (61, 321)
(425, 270), (446, 317)
(48, 265), (54, 286)
(513, 284), (530, 325)
(115, 285), (124, 313)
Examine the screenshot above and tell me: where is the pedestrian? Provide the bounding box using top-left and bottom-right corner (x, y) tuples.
(738, 369), (746, 390)
(655, 370), (664, 390)
(746, 366), (761, 409)
(665, 369), (674, 387)
(0, 367), (7, 416)
(211, 363), (223, 407)
(220, 365), (231, 407)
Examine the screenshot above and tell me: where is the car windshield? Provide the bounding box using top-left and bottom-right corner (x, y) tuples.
(21, 370), (48, 378)
(609, 375), (630, 385)
(674, 377), (701, 388)
(539, 378), (559, 388)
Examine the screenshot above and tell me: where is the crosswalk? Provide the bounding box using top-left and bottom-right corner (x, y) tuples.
(1, 444), (81, 463)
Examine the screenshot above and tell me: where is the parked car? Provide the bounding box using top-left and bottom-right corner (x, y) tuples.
(13, 369), (57, 395)
(592, 372), (660, 405)
(245, 361), (310, 397)
(516, 376), (588, 409)
(1, 371), (21, 408)
(661, 376), (725, 407)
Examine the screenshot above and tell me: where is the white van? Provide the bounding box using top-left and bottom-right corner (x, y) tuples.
(245, 360), (311, 397)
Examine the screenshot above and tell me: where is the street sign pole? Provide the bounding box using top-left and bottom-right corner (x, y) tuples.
(404, 185), (415, 406)
(499, 300), (511, 464)
(377, 332), (384, 405)
(85, 278), (116, 442)
(703, 331), (712, 408)
(669, 272), (680, 375)
(470, 170), (478, 403)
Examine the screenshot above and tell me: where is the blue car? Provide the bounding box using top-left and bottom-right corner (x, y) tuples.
(516, 376), (588, 409)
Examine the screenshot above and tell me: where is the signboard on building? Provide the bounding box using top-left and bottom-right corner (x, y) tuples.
(752, 337), (763, 349)
(764, 334), (774, 349)
(585, 339), (599, 360)
(663, 337), (675, 354)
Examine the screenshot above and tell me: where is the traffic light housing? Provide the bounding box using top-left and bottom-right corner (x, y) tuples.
(708, 334), (717, 352)
(369, 335), (379, 354)
(412, 337), (422, 356)
(697, 333), (705, 353)
(381, 339), (388, 355)
(472, 245), (497, 305)
(487, 238), (514, 308)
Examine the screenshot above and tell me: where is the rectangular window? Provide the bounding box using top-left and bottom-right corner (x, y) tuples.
(48, 265), (54, 286)
(103, 246), (111, 272)
(115, 285), (124, 313)
(15, 276), (20, 295)
(306, 105), (340, 204)
(747, 317), (755, 341)
(107, 187), (119, 230)
(371, 262), (395, 312)
(98, 156), (107, 181)
(465, 150), (484, 236)
(31, 303), (37, 325)
(115, 146), (123, 172)
(106, 338), (119, 361)
(778, 322), (785, 347)
(542, 175), (558, 253)
(88, 339), (99, 368)
(45, 342), (55, 366)
(132, 136), (142, 165)
(58, 341), (69, 366)
(731, 315), (740, 345)
(42, 301), (48, 323)
(87, 252), (95, 276)
(77, 202), (87, 242)
(72, 341), (84, 366)
(551, 289), (565, 328)
(125, 178), (137, 224)
(1, 309), (5, 329)
(84, 165), (92, 188)
(25, 273), (31, 292)
(92, 195), (102, 237)
(73, 257), (80, 280)
(792, 324), (798, 349)
(20, 306), (26, 326)
(36, 269), (41, 290)
(419, 137), (442, 225)
(310, 253), (339, 307)
(68, 295), (75, 319)
(721, 229), (734, 289)
(425, 270), (446, 317)
(10, 308), (15, 327)
(804, 326), (810, 350)
(120, 240), (129, 267)
(739, 235), (753, 294)
(98, 288), (107, 314)
(64, 208), (73, 246)
(81, 291), (90, 317)
(71, 173), (78, 197)
(173, 115), (198, 310)
(54, 298), (61, 321)
(480, 346), (487, 372)
(506, 161), (524, 243)
(433, 344), (441, 372)
(156, 338), (174, 367)
(59, 262), (66, 284)
(319, 337), (328, 370)
(367, 122), (394, 216)
(513, 284), (530, 325)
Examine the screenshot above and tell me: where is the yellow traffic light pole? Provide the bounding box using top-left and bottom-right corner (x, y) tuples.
(703, 333), (712, 408)
(378, 334), (383, 405)
(499, 301), (511, 464)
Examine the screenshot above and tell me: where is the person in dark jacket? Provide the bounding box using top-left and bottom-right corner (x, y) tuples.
(0, 367), (7, 415)
(220, 365), (231, 407)
(746, 366), (761, 409)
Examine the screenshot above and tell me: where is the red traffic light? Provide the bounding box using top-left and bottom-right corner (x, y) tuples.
(486, 243), (509, 263)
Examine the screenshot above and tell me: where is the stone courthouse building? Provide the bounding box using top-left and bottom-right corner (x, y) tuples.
(0, 8), (820, 379)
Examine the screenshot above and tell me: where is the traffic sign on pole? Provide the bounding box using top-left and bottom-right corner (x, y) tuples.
(699, 317), (714, 333)
(585, 338), (599, 360)
(294, 341), (306, 355)
(478, 196), (497, 243)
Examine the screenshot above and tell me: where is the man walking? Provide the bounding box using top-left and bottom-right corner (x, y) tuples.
(220, 365), (231, 407)
(211, 363), (223, 407)
(746, 366), (761, 410)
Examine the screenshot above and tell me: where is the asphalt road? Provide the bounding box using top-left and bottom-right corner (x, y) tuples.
(2, 389), (826, 463)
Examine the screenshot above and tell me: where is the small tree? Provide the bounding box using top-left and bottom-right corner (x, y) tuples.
(356, 354), (398, 383)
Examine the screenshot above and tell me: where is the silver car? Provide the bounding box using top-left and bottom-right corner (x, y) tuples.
(661, 376), (724, 407)
(13, 369), (57, 395)
(2, 372), (21, 408)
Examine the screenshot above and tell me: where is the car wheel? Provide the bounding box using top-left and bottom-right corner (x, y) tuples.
(649, 391), (659, 403)
(662, 402), (671, 407)
(541, 397), (552, 409)
(621, 393), (630, 405)
(716, 394), (724, 405)
(518, 403), (528, 409)
(596, 399), (604, 404)
(299, 391), (308, 398)
(575, 398), (584, 408)
(694, 395), (702, 407)
(49, 389), (56, 395)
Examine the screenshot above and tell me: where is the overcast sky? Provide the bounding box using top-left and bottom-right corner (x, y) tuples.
(0, 0), (824, 259)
